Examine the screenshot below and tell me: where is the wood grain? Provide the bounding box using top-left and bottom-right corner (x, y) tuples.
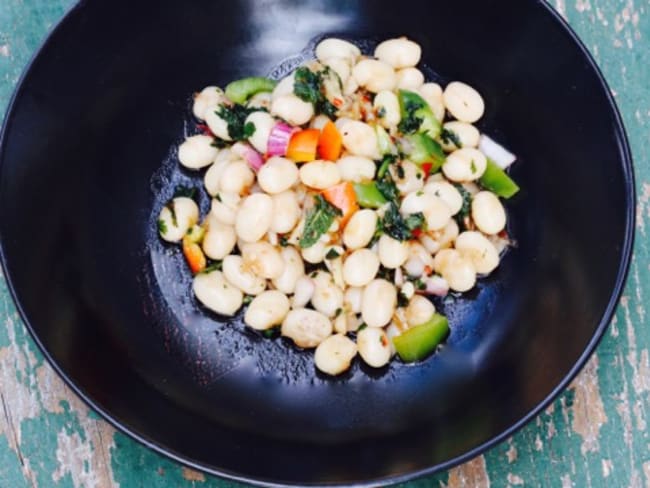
(1, 0), (649, 486)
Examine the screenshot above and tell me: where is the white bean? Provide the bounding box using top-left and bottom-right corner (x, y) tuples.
(204, 158), (230, 197)
(373, 90), (401, 129)
(209, 192), (240, 226)
(247, 91), (272, 110)
(322, 57), (351, 85)
(357, 327), (391, 368)
(374, 37), (421, 68)
(423, 219), (459, 252)
(418, 82), (445, 122)
(335, 156), (374, 182)
(455, 231), (500, 274)
(443, 81), (485, 123)
(271, 73), (295, 100)
(258, 157), (299, 194)
(244, 291), (290, 331)
(403, 242), (435, 277)
(343, 209), (377, 250)
(202, 218), (237, 260)
(433, 249), (476, 292)
(401, 281), (415, 300)
(339, 120), (380, 159)
(361, 279), (397, 328)
(242, 241), (285, 279)
(471, 191), (506, 235)
(301, 240), (328, 264)
(270, 246), (304, 294)
(440, 121), (480, 152)
(314, 334), (357, 375)
(222, 255), (266, 296)
(385, 322), (401, 356)
(282, 308), (333, 348)
(270, 191), (300, 234)
(299, 160), (341, 189)
(395, 68), (424, 90)
(235, 193), (273, 242)
(218, 160), (255, 195)
(193, 271), (243, 316)
(344, 287), (363, 314)
(271, 94), (314, 126)
(394, 161), (425, 195)
(291, 276), (315, 309)
(333, 314), (348, 335)
(310, 115), (331, 130)
(352, 59), (396, 93)
(424, 181), (463, 215)
(193, 86), (225, 120)
(406, 295), (435, 327)
(442, 148), (487, 182)
(178, 135), (218, 170)
(245, 111), (275, 154)
(400, 191), (451, 231)
(344, 75), (359, 95)
(157, 197), (199, 243)
(316, 38), (361, 63)
(204, 106), (232, 141)
(311, 271), (345, 318)
(378, 235), (409, 269)
(343, 249), (380, 287)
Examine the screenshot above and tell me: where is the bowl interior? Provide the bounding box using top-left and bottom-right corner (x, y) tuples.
(0, 0), (633, 485)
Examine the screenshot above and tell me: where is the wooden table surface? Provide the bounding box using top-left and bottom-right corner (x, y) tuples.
(1, 1), (648, 486)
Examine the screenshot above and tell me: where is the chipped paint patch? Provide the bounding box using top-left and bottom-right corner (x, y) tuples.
(507, 473), (524, 485)
(506, 440), (517, 463)
(0, 45), (9, 57)
(446, 456), (490, 488)
(602, 459), (613, 478)
(575, 0), (592, 13)
(570, 355), (607, 454)
(643, 461), (650, 486)
(555, 0), (567, 19)
(561, 474), (573, 488)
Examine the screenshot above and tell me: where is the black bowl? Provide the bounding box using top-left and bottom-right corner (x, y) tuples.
(0, 0), (634, 486)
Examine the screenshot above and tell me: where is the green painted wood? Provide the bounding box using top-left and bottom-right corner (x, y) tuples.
(1, 1), (649, 486)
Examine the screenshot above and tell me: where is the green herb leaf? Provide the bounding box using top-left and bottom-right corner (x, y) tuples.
(278, 235), (289, 247)
(325, 248), (341, 260)
(375, 175), (400, 203)
(215, 104), (258, 141)
(299, 195), (341, 248)
(157, 219), (167, 235)
(381, 203), (425, 241)
(294, 67), (339, 119)
(243, 295), (254, 305)
(398, 97), (425, 134)
(377, 154), (397, 179)
(397, 292), (409, 307)
(453, 183), (472, 228)
(173, 185), (198, 200)
(441, 128), (463, 148)
(201, 260), (223, 274)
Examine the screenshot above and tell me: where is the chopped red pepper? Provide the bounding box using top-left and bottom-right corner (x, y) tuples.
(421, 162), (433, 176)
(196, 123), (214, 137)
(411, 228), (423, 239)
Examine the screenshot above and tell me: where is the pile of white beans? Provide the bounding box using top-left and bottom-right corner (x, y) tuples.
(157, 37), (511, 376)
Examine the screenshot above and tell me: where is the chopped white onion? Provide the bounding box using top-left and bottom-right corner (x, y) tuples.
(479, 135), (516, 169)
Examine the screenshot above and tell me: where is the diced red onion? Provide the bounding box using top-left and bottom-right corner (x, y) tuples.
(232, 142), (264, 171)
(479, 135), (516, 169)
(422, 276), (449, 297)
(267, 122), (297, 157)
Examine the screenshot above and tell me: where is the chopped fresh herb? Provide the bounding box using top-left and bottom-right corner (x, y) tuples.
(416, 172), (423, 180)
(398, 97), (424, 134)
(453, 183), (472, 227)
(300, 194), (341, 248)
(325, 248), (341, 260)
(377, 106), (386, 118)
(377, 154), (397, 179)
(215, 104), (257, 141)
(214, 193), (222, 202)
(396, 164), (405, 179)
(397, 292), (409, 307)
(376, 266), (394, 282)
(310, 270), (319, 278)
(470, 159), (477, 174)
(201, 260), (223, 273)
(334, 307), (343, 318)
(416, 190), (424, 196)
(278, 235), (289, 247)
(157, 219), (167, 235)
(293, 67), (338, 119)
(380, 203), (425, 241)
(165, 201), (177, 227)
(414, 278), (427, 290)
(243, 295), (254, 305)
(440, 128), (463, 148)
(358, 323), (368, 331)
(210, 138), (229, 149)
(368, 217), (384, 247)
(262, 327), (280, 338)
(375, 174), (400, 203)
(173, 185), (198, 200)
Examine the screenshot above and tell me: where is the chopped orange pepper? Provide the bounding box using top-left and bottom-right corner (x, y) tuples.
(182, 237), (207, 274)
(286, 129), (320, 162)
(322, 182), (358, 226)
(317, 120), (343, 161)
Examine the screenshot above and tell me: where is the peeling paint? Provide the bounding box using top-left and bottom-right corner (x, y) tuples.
(570, 355), (607, 454)
(445, 456), (490, 488)
(506, 441), (517, 463)
(0, 45), (9, 57)
(507, 473), (524, 486)
(602, 459), (613, 478)
(181, 467), (205, 482)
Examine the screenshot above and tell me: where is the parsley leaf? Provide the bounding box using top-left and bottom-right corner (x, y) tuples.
(201, 260), (222, 274)
(398, 98), (424, 134)
(380, 203), (425, 241)
(157, 219), (167, 235)
(375, 174), (400, 203)
(453, 183), (472, 227)
(294, 67), (339, 119)
(299, 195), (341, 248)
(325, 248), (341, 260)
(441, 128), (463, 148)
(215, 104), (257, 141)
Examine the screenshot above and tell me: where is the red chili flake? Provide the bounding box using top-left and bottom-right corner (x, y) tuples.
(498, 230), (509, 239)
(196, 123), (214, 136)
(411, 228), (423, 238)
(421, 162), (433, 176)
(333, 98), (343, 108)
(423, 265), (433, 276)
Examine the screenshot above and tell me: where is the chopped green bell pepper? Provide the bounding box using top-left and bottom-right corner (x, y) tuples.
(353, 182), (388, 209)
(479, 159), (520, 199)
(398, 89), (441, 139)
(402, 133), (445, 172)
(375, 125), (397, 156)
(225, 77), (277, 105)
(393, 313), (449, 362)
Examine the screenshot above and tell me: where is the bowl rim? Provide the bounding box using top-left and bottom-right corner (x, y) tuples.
(0, 0), (636, 486)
